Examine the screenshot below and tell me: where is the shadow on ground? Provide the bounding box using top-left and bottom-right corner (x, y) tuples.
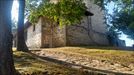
(29, 52), (133, 75)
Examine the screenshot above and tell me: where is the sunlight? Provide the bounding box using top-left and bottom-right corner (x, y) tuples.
(120, 34), (134, 46)
(11, 0), (19, 21)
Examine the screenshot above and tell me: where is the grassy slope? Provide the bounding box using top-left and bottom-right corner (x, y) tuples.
(13, 51), (86, 75)
(48, 46), (134, 66)
(13, 47), (134, 75)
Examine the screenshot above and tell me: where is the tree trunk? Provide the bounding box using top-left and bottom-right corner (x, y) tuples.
(0, 0), (15, 75)
(17, 0), (28, 51)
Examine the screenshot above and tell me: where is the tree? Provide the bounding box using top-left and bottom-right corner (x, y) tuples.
(27, 0), (107, 45)
(28, 0), (86, 26)
(0, 0), (15, 75)
(111, 1), (134, 39)
(94, 0), (134, 40)
(17, 0), (28, 51)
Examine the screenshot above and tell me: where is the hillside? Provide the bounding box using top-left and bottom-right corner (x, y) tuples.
(13, 46), (134, 75)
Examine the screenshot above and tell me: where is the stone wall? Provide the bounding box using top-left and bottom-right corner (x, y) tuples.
(66, 0), (109, 46)
(41, 17), (66, 48)
(25, 0), (109, 48)
(25, 17), (66, 48)
(66, 17), (94, 46)
(52, 26), (66, 47)
(25, 19), (42, 48)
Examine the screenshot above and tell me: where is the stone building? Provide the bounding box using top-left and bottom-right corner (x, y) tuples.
(25, 0), (109, 48)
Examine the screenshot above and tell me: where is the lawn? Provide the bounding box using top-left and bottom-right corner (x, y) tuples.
(13, 51), (104, 75)
(13, 46), (134, 75)
(44, 46), (134, 66)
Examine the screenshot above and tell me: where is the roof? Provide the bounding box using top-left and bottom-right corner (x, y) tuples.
(85, 10), (94, 16)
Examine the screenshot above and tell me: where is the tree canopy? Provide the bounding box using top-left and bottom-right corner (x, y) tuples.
(95, 0), (134, 39)
(26, 0), (87, 27)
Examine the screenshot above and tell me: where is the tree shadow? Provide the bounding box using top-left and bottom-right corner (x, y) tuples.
(29, 52), (133, 75)
(15, 70), (21, 75)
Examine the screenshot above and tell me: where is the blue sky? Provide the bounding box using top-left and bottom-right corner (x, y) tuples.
(11, 1), (134, 46)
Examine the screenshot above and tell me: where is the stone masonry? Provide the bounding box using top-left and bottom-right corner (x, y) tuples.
(25, 0), (109, 48)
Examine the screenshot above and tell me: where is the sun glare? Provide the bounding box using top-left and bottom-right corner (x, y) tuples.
(11, 0), (19, 21)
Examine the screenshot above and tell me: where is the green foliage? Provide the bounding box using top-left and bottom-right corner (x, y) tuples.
(111, 1), (134, 39)
(94, 0), (134, 39)
(28, 0), (86, 27)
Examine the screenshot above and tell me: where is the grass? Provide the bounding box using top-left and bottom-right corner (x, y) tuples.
(13, 47), (17, 51)
(13, 46), (134, 75)
(13, 51), (104, 75)
(45, 46), (134, 66)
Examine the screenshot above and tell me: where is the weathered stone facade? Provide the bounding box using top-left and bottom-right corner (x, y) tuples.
(25, 19), (42, 48)
(25, 0), (109, 48)
(41, 17), (66, 48)
(66, 0), (109, 46)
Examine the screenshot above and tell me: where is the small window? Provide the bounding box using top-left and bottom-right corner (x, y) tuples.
(33, 25), (35, 31)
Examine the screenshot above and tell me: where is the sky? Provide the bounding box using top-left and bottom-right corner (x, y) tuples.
(11, 1), (134, 46)
(11, 1), (19, 21)
(106, 2), (134, 47)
